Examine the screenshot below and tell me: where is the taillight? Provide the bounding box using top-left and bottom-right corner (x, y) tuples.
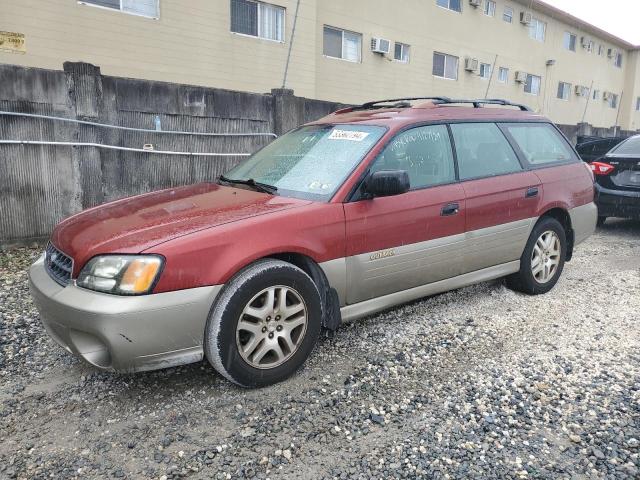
(589, 161), (615, 176)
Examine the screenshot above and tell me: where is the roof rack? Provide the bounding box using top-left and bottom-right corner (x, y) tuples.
(352, 97), (532, 112)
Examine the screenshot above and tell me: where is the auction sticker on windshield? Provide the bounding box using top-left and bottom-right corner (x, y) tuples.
(328, 129), (370, 141)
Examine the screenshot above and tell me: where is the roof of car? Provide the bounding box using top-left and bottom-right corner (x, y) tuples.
(311, 99), (547, 129)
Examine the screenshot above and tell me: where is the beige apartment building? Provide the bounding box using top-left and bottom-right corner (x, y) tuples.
(1, 0), (639, 131)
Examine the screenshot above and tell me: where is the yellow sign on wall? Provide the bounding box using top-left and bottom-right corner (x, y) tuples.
(0, 31), (26, 54)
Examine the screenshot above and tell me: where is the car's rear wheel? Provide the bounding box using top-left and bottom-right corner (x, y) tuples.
(506, 217), (567, 295)
(204, 259), (321, 388)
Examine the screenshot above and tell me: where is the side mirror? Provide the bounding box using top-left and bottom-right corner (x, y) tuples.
(365, 170), (410, 197)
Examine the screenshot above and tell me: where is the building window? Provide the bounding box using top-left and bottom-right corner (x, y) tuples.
(636, 97), (640, 111)
(394, 42), (410, 63)
(607, 93), (618, 109)
(524, 74), (541, 95)
(502, 6), (513, 22)
(587, 40), (594, 53)
(615, 52), (623, 68)
(563, 32), (576, 51)
(557, 82), (571, 100)
(78, 0), (159, 18)
(323, 26), (361, 62)
(484, 0), (496, 17)
(597, 44), (604, 56)
(592, 89), (600, 100)
(498, 67), (509, 83)
(528, 18), (546, 42)
(479, 63), (492, 79)
(230, 0), (285, 42)
(433, 52), (458, 80)
(436, 0), (461, 12)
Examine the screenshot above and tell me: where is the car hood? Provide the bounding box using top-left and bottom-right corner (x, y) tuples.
(51, 183), (310, 274)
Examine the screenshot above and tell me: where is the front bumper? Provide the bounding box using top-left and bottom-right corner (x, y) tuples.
(595, 184), (640, 219)
(28, 256), (222, 373)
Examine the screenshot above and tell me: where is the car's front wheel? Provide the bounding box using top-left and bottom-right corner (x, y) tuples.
(204, 259), (321, 387)
(506, 217), (567, 295)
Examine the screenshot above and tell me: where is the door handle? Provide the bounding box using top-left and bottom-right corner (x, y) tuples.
(441, 202), (460, 216)
(525, 187), (539, 198)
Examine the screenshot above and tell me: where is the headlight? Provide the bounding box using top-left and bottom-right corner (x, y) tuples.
(77, 255), (163, 295)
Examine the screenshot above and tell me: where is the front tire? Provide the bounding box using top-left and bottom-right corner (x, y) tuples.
(204, 259), (322, 388)
(506, 217), (567, 295)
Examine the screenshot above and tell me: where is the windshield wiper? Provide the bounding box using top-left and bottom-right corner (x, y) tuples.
(218, 175), (278, 195)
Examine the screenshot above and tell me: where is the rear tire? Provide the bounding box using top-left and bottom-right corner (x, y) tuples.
(506, 217), (567, 295)
(204, 259), (322, 388)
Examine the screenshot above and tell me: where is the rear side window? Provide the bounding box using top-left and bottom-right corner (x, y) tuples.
(503, 123), (577, 166)
(370, 125), (455, 189)
(450, 123), (522, 180)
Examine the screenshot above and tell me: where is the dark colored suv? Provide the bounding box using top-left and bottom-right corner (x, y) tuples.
(589, 134), (640, 224)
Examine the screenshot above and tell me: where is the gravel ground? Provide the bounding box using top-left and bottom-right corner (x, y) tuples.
(1, 220), (639, 479)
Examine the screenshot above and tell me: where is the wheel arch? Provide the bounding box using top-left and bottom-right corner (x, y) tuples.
(539, 207), (574, 261)
(234, 252), (342, 331)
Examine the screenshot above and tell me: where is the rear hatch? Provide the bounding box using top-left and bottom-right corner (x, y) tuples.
(602, 155), (640, 191)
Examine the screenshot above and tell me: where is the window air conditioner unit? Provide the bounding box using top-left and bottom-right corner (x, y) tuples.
(515, 71), (527, 83)
(464, 57), (479, 72)
(575, 85), (585, 96)
(607, 48), (615, 58)
(603, 92), (612, 101)
(371, 37), (391, 55)
(469, 0), (481, 7)
(580, 37), (590, 48)
(520, 12), (532, 25)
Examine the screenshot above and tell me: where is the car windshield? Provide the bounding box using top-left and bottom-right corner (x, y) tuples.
(610, 136), (640, 156)
(222, 124), (386, 201)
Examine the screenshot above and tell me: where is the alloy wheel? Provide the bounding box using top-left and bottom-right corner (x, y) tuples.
(531, 230), (561, 284)
(236, 285), (308, 369)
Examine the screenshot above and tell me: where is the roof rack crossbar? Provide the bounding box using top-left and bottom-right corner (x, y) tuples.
(358, 96), (453, 109)
(353, 97), (532, 112)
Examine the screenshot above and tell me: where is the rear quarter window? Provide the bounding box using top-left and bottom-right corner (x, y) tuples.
(503, 123), (579, 166)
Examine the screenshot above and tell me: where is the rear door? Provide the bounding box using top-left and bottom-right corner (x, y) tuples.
(344, 124), (465, 304)
(449, 122), (541, 273)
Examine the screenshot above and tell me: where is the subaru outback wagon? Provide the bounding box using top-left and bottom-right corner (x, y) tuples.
(29, 97), (597, 387)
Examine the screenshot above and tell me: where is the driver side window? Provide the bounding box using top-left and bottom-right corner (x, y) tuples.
(369, 124), (456, 190)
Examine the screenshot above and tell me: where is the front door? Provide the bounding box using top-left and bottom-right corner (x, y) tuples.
(343, 124), (466, 304)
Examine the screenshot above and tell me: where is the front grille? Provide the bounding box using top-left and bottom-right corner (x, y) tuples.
(45, 242), (74, 286)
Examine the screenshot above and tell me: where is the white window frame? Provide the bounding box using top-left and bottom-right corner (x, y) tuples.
(230, 0), (286, 43)
(524, 74), (541, 95)
(592, 89), (600, 100)
(502, 6), (513, 22)
(563, 32), (576, 52)
(484, 0), (496, 17)
(433, 52), (459, 80)
(557, 82), (571, 101)
(498, 67), (509, 83)
(598, 44), (604, 56)
(636, 97), (640, 112)
(609, 94), (619, 109)
(528, 18), (546, 42)
(323, 26), (362, 63)
(436, 0), (462, 13)
(78, 0), (159, 19)
(479, 63), (492, 79)
(394, 42), (410, 63)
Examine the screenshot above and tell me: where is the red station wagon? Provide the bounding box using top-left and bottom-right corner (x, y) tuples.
(29, 97), (597, 387)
